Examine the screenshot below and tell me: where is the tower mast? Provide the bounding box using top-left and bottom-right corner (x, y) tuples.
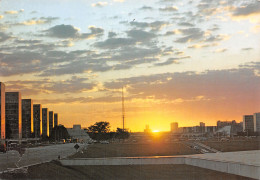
(122, 86), (125, 131)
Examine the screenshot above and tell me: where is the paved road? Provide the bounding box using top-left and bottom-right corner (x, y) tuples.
(0, 143), (85, 172)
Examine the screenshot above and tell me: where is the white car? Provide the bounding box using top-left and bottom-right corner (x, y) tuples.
(100, 141), (109, 144)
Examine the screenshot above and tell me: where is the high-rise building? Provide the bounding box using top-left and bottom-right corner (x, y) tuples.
(42, 108), (49, 137)
(54, 113), (58, 127)
(49, 111), (54, 135)
(171, 122), (178, 132)
(0, 83), (5, 140)
(33, 104), (42, 138)
(243, 115), (254, 132)
(22, 99), (33, 138)
(253, 113), (260, 132)
(5, 92), (22, 139)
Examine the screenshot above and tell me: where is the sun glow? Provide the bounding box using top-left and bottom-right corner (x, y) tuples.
(152, 130), (160, 133)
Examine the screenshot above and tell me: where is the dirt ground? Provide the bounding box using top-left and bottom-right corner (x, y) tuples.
(0, 161), (254, 180)
(70, 142), (199, 158)
(202, 140), (260, 152)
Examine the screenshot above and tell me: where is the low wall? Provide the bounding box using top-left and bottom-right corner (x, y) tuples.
(60, 151), (260, 180)
(61, 156), (185, 166)
(185, 157), (260, 179)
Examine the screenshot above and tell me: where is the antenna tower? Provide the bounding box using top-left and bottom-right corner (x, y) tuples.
(122, 86), (125, 131)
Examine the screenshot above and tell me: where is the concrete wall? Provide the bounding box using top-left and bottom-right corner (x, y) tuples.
(60, 152), (260, 179)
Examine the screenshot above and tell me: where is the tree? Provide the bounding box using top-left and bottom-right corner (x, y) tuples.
(87, 121), (110, 133)
(115, 128), (130, 140)
(87, 121), (111, 141)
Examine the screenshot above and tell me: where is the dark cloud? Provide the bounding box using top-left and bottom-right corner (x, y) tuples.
(178, 22), (194, 27)
(5, 76), (97, 95)
(233, 1), (260, 16)
(96, 29), (156, 49)
(127, 29), (156, 42)
(241, 47), (253, 51)
(139, 6), (153, 10)
(104, 65), (260, 105)
(204, 34), (228, 42)
(0, 32), (12, 42)
(130, 21), (168, 31)
(108, 31), (117, 38)
(95, 37), (136, 49)
(45, 76), (96, 93)
(175, 28), (204, 43)
(45, 24), (104, 39)
(154, 56), (190, 66)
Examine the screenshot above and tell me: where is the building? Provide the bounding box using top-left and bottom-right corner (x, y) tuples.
(5, 92), (22, 139)
(243, 115), (254, 132)
(67, 125), (91, 143)
(54, 113), (58, 127)
(205, 126), (217, 133)
(199, 122), (205, 133)
(22, 99), (33, 138)
(253, 112), (260, 132)
(33, 104), (42, 138)
(42, 108), (49, 137)
(144, 125), (151, 133)
(0, 83), (5, 140)
(49, 111), (54, 135)
(217, 120), (242, 135)
(171, 122), (178, 132)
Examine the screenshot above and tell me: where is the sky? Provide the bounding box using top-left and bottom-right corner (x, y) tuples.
(0, 0), (259, 132)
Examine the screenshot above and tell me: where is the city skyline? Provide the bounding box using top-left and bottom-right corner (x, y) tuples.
(0, 0), (259, 131)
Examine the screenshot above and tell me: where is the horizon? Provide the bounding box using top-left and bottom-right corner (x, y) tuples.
(0, 0), (259, 132)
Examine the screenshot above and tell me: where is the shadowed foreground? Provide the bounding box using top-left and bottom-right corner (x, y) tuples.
(0, 161), (253, 180)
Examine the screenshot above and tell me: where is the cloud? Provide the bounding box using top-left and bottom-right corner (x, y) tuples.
(104, 65), (260, 107)
(204, 34), (229, 42)
(4, 10), (19, 14)
(45, 24), (104, 39)
(139, 6), (153, 10)
(154, 56), (191, 66)
(95, 37), (136, 49)
(232, 1), (260, 17)
(45, 76), (97, 93)
(108, 31), (117, 38)
(241, 47), (253, 51)
(91, 2), (108, 7)
(130, 21), (169, 31)
(0, 32), (12, 42)
(16, 17), (59, 26)
(178, 22), (194, 27)
(45, 24), (79, 38)
(175, 28), (204, 43)
(5, 76), (97, 95)
(95, 29), (156, 49)
(127, 29), (156, 42)
(188, 43), (218, 49)
(159, 6), (178, 12)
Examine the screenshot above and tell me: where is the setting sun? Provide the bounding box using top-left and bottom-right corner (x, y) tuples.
(152, 130), (160, 133)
